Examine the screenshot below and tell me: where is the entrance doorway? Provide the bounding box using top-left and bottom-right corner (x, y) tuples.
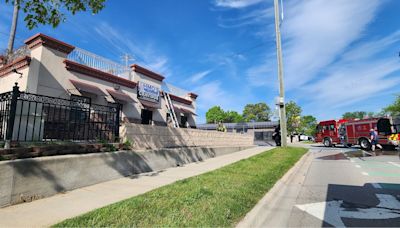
(141, 109), (153, 125)
(180, 115), (188, 127)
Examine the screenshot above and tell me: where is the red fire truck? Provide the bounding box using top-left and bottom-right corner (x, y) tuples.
(315, 117), (400, 150)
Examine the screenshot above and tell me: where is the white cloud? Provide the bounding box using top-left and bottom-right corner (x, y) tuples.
(194, 81), (231, 110)
(93, 22), (170, 77)
(300, 29), (400, 109)
(240, 0), (400, 119)
(193, 80), (255, 123)
(302, 59), (400, 109)
(214, 0), (264, 9)
(147, 56), (169, 76)
(186, 70), (213, 84)
(341, 30), (400, 63)
(281, 0), (382, 90)
(246, 61), (275, 87)
(218, 6), (274, 28)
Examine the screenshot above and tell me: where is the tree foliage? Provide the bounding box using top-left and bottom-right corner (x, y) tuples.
(300, 115), (317, 136)
(242, 103), (271, 122)
(205, 106), (226, 124)
(5, 0), (106, 29)
(205, 103), (271, 124)
(342, 111), (367, 119)
(285, 101), (302, 134)
(225, 111), (244, 123)
(383, 95), (400, 117)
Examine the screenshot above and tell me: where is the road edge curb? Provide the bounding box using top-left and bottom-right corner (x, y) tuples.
(236, 148), (312, 227)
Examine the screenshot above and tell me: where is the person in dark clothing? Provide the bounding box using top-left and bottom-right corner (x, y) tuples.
(273, 125), (281, 146)
(370, 128), (382, 152)
(290, 134), (294, 143)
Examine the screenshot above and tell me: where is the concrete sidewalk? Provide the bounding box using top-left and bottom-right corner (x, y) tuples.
(0, 146), (271, 227)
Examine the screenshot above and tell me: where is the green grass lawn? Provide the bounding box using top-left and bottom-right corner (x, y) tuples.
(54, 147), (307, 227)
(301, 141), (315, 144)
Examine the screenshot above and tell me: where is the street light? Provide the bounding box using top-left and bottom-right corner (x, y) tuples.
(273, 0), (288, 147)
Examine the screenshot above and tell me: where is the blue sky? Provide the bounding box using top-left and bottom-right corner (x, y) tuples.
(1, 0), (400, 123)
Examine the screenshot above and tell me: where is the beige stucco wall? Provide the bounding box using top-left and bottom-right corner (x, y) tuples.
(121, 123), (255, 149)
(0, 68), (29, 94)
(0, 38), (197, 127)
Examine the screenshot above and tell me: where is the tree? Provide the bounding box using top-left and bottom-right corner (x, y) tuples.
(242, 103), (271, 122)
(383, 95), (400, 117)
(225, 111), (244, 123)
(206, 106), (226, 124)
(300, 115), (317, 136)
(285, 101), (302, 134)
(7, 0), (19, 56)
(342, 111), (367, 119)
(5, 0), (106, 55)
(366, 112), (378, 118)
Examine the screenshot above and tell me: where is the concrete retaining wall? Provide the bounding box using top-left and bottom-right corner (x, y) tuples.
(121, 123), (254, 149)
(0, 146), (252, 208)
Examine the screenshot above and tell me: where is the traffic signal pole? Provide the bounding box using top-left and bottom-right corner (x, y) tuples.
(273, 0), (288, 147)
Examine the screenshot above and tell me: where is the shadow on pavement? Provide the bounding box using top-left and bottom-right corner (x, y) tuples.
(297, 183), (400, 227)
(324, 183), (400, 227)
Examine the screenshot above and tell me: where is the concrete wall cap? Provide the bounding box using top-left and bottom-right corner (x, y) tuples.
(24, 33), (75, 54)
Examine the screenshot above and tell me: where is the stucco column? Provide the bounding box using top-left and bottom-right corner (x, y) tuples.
(24, 33), (75, 94)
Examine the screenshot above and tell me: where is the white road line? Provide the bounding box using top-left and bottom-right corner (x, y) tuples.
(362, 172), (369, 176)
(388, 162), (400, 168)
(296, 194), (400, 227)
(350, 159), (355, 163)
(372, 183), (382, 189)
(355, 165), (361, 168)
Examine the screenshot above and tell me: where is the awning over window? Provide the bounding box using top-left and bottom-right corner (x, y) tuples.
(106, 89), (135, 103)
(139, 99), (160, 109)
(180, 107), (197, 116)
(70, 79), (106, 96)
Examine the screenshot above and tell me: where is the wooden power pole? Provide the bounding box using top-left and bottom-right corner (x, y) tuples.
(273, 0), (288, 147)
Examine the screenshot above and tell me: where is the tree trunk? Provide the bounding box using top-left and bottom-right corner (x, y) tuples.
(7, 0), (19, 57)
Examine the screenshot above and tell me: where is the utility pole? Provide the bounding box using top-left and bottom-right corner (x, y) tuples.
(121, 53), (134, 80)
(273, 0), (288, 147)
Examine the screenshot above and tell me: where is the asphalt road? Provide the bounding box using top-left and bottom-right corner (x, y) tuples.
(240, 144), (400, 227)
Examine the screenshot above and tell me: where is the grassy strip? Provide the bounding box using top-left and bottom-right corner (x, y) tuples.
(301, 141), (315, 144)
(55, 147), (307, 227)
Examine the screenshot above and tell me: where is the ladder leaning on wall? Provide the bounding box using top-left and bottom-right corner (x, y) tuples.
(164, 92), (180, 128)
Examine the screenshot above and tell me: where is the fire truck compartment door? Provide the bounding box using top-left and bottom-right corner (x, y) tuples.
(393, 117), (400, 133)
(377, 118), (392, 135)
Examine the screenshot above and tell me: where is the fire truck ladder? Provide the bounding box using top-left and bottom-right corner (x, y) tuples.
(164, 92), (179, 128)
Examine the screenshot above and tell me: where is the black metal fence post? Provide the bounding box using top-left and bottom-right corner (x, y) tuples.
(5, 83), (20, 148)
(115, 104), (121, 142)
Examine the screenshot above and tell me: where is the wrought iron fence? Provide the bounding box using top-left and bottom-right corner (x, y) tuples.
(0, 83), (121, 143)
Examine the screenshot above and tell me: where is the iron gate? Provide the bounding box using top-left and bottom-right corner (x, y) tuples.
(0, 83), (120, 142)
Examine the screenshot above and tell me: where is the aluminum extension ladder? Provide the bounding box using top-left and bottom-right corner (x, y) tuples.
(164, 93), (179, 128)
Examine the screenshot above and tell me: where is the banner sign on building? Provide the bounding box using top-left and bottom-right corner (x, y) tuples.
(138, 81), (160, 103)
